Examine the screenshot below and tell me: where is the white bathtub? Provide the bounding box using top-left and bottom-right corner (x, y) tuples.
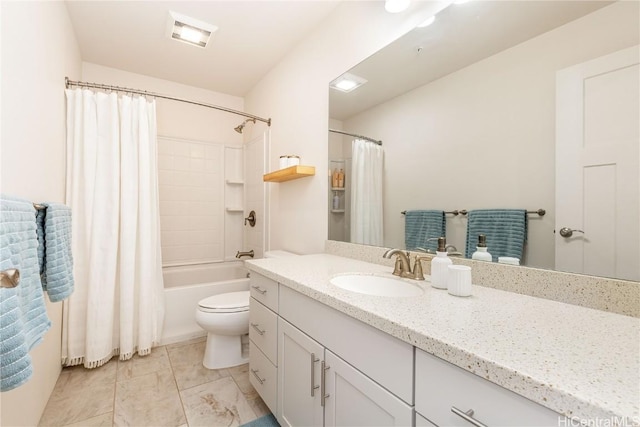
(161, 262), (249, 345)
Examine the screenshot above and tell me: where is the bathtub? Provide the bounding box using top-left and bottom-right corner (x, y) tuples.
(161, 262), (249, 345)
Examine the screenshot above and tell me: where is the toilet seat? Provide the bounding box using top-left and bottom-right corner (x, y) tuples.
(198, 291), (250, 313)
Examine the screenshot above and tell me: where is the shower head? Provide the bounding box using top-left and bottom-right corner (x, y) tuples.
(234, 118), (256, 134)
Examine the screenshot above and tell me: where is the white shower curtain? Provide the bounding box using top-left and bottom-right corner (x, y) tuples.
(63, 88), (164, 368)
(350, 139), (384, 246)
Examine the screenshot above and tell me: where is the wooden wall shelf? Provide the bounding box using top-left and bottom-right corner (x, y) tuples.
(263, 165), (315, 183)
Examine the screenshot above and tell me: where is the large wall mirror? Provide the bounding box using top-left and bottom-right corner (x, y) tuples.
(328, 0), (639, 281)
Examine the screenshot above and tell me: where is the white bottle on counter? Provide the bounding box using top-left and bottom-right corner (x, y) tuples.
(332, 192), (340, 210)
(471, 234), (492, 262)
(431, 237), (452, 290)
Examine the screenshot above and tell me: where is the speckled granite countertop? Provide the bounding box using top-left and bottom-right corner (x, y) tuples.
(245, 254), (640, 422)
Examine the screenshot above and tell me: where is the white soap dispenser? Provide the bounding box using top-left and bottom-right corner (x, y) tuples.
(430, 237), (452, 290)
(471, 234), (493, 262)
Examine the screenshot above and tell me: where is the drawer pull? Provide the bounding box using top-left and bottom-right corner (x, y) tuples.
(250, 323), (266, 335)
(310, 353), (320, 397)
(251, 285), (267, 295)
(451, 407), (488, 427)
(251, 368), (265, 385)
(321, 361), (330, 407)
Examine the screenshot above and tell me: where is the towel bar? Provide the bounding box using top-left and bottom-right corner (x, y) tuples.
(401, 209), (545, 217)
(0, 269), (20, 288)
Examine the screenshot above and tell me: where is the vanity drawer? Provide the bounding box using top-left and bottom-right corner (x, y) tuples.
(249, 297), (278, 365)
(249, 341), (277, 414)
(250, 272), (279, 312)
(415, 349), (562, 426)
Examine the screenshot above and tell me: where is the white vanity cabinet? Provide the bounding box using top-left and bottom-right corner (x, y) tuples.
(248, 273), (279, 414)
(277, 286), (414, 427)
(415, 349), (563, 426)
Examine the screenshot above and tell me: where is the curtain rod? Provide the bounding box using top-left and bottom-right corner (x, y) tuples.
(329, 129), (382, 145)
(65, 77), (271, 126)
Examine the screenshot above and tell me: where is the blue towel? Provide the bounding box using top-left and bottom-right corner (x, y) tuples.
(465, 209), (527, 261)
(241, 414), (280, 427)
(404, 210), (445, 252)
(36, 203), (74, 302)
(1, 195), (51, 391)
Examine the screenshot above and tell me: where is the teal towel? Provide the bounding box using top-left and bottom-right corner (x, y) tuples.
(36, 203), (74, 302)
(465, 209), (527, 261)
(241, 414), (280, 427)
(1, 195), (51, 391)
(404, 210), (445, 252)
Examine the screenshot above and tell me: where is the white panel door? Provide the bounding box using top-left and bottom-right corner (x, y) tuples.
(556, 46), (640, 281)
(323, 350), (413, 427)
(277, 318), (324, 427)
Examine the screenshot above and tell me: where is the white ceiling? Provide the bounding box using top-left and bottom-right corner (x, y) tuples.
(329, 1), (613, 120)
(65, 0), (341, 96)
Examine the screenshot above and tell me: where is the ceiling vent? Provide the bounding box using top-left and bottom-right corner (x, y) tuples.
(167, 11), (217, 48)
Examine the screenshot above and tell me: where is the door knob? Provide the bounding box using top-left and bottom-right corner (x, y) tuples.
(559, 227), (584, 238)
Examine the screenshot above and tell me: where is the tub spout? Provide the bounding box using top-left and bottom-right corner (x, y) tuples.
(236, 250), (254, 259)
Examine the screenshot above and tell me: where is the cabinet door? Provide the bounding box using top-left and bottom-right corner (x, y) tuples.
(277, 318), (324, 427)
(323, 350), (413, 427)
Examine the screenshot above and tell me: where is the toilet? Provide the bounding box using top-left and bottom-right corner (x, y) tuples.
(195, 250), (297, 369)
(195, 291), (250, 369)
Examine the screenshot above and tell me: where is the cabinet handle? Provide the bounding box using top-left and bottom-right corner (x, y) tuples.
(250, 323), (265, 335)
(251, 368), (265, 385)
(310, 353), (320, 397)
(451, 407), (488, 427)
(321, 361), (330, 407)
(251, 285), (267, 295)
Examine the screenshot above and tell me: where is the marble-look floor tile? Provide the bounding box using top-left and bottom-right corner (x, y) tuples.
(165, 336), (206, 350)
(228, 364), (255, 396)
(62, 412), (113, 427)
(117, 346), (171, 381)
(167, 341), (230, 390)
(49, 359), (118, 402)
(39, 382), (115, 427)
(246, 394), (271, 419)
(180, 376), (257, 427)
(114, 369), (186, 427)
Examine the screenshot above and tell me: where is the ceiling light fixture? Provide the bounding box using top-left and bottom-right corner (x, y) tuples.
(416, 15), (436, 28)
(330, 73), (368, 93)
(167, 11), (217, 48)
(385, 0), (411, 14)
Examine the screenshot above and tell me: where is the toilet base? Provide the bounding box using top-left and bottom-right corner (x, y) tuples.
(203, 333), (248, 369)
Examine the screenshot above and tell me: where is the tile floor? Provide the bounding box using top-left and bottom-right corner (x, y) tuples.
(38, 337), (271, 427)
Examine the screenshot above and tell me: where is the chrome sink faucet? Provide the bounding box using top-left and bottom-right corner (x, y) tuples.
(382, 249), (413, 278)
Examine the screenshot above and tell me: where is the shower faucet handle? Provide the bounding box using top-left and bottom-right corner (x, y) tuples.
(244, 210), (256, 227)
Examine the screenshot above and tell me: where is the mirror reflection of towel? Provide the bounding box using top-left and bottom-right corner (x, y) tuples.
(404, 210), (445, 252)
(465, 209), (527, 261)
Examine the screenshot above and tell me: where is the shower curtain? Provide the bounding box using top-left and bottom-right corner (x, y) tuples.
(63, 88), (164, 368)
(350, 139), (384, 246)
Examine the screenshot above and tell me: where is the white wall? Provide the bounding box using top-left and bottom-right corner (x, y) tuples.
(0, 2), (81, 426)
(245, 1), (449, 255)
(342, 1), (639, 270)
(82, 63), (244, 145)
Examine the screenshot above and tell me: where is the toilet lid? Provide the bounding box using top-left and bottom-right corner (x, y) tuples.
(198, 291), (250, 313)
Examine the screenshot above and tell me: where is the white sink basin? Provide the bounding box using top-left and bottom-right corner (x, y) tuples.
(330, 274), (423, 297)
